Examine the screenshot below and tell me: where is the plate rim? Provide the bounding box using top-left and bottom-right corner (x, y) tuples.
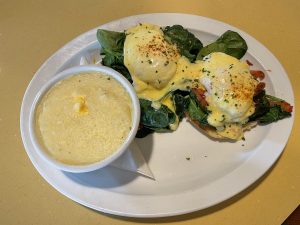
(20, 13), (295, 218)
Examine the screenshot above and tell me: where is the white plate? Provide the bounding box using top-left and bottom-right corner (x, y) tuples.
(20, 13), (294, 218)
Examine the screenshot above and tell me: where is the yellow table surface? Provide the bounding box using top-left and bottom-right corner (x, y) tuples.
(1, 0), (299, 224)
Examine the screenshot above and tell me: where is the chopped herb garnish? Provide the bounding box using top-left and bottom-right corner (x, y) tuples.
(202, 68), (211, 76)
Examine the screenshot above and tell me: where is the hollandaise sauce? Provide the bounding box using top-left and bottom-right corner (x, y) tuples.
(35, 72), (132, 165)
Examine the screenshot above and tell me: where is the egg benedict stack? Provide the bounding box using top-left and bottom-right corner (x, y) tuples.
(189, 52), (259, 140)
(124, 23), (203, 130)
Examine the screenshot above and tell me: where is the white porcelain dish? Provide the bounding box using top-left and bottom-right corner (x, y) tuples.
(29, 65), (140, 173)
(20, 13), (294, 217)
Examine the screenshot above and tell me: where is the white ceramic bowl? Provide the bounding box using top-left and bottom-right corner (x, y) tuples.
(29, 65), (140, 173)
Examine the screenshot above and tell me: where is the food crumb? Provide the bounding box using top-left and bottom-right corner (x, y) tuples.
(186, 157), (190, 161)
(246, 60), (253, 66)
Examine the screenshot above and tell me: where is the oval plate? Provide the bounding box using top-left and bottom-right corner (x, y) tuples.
(20, 13), (294, 218)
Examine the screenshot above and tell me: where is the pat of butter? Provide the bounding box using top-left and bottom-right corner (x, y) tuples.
(73, 95), (88, 114)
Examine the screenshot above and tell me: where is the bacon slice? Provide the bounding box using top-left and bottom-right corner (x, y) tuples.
(280, 102), (293, 113)
(192, 88), (208, 108)
(250, 70), (265, 80)
(254, 82), (266, 95)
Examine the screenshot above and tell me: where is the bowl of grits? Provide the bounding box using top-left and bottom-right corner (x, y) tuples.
(29, 65), (140, 173)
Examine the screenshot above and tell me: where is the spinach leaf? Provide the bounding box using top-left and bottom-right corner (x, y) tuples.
(197, 30), (247, 59)
(187, 97), (208, 125)
(258, 106), (291, 124)
(172, 90), (208, 125)
(250, 91), (292, 124)
(136, 126), (154, 138)
(190, 88), (209, 113)
(104, 60), (132, 83)
(172, 90), (209, 125)
(265, 94), (287, 103)
(163, 25), (203, 62)
(172, 92), (190, 120)
(97, 29), (125, 52)
(96, 29), (132, 82)
(265, 95), (293, 114)
(249, 90), (270, 121)
(139, 99), (176, 129)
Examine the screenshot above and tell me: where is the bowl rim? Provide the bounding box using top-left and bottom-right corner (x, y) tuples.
(29, 65), (140, 173)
